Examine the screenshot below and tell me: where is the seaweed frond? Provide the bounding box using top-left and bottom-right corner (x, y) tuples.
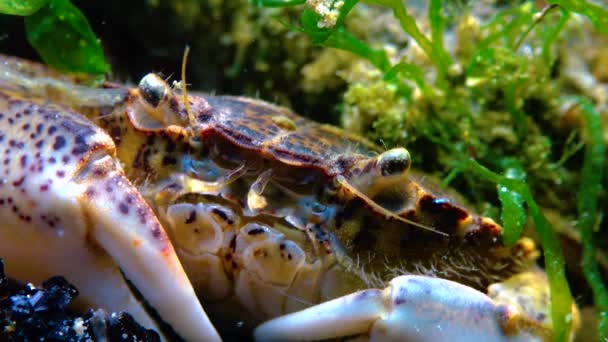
(570, 96), (607, 340)
(0, 0), (109, 75)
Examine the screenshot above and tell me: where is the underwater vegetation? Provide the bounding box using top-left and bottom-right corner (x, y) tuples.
(1, 0), (607, 340)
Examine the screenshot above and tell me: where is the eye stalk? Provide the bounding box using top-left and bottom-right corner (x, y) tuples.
(133, 73), (186, 127)
(378, 148), (411, 177)
(138, 73), (168, 108)
(342, 147), (413, 200)
(335, 147), (446, 236)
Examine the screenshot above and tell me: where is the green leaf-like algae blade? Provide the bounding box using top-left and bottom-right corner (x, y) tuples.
(497, 184), (526, 246)
(572, 97), (608, 340)
(0, 0), (48, 15)
(24, 0), (109, 74)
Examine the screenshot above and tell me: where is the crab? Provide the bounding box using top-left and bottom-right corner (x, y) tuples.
(0, 54), (576, 341)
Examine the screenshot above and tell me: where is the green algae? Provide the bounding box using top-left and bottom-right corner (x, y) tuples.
(0, 0), (47, 16)
(572, 96), (607, 340)
(296, 0), (390, 71)
(25, 0), (109, 74)
(549, 0), (608, 33)
(368, 0), (451, 88)
(0, 0), (109, 75)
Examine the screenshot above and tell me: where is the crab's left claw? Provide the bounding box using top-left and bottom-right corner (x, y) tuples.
(76, 155), (221, 341)
(255, 274), (558, 342)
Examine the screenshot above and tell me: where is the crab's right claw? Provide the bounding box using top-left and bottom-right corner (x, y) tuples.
(255, 275), (553, 342)
(0, 93), (220, 341)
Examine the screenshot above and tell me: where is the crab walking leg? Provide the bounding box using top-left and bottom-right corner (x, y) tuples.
(254, 275), (533, 342)
(0, 93), (220, 341)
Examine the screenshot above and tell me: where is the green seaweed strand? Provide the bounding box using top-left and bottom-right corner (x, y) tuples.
(548, 0), (608, 33)
(323, 27), (390, 72)
(428, 0), (452, 84)
(541, 9), (569, 65)
(513, 4), (559, 51)
(571, 97), (608, 340)
(463, 158), (574, 341)
(370, 0), (449, 89)
(383, 62), (434, 99)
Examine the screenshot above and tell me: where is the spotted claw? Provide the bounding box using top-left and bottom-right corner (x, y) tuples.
(0, 89), (220, 341)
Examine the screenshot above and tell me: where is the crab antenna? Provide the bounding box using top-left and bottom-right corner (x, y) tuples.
(335, 175), (448, 237)
(181, 45), (197, 127)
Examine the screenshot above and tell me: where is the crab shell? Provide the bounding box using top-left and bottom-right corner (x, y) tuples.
(0, 55), (576, 341)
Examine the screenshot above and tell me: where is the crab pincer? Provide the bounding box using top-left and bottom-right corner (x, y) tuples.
(255, 272), (555, 341)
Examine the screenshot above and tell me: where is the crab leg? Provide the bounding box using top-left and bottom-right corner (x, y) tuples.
(247, 169), (273, 212)
(0, 93), (220, 341)
(254, 275), (541, 342)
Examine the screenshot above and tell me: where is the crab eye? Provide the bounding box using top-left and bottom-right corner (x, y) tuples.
(378, 148), (411, 177)
(138, 73), (168, 108)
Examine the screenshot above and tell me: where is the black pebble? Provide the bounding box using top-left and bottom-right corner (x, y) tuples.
(0, 257), (161, 341)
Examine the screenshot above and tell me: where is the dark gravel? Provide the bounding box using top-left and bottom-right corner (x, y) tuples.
(0, 258), (161, 341)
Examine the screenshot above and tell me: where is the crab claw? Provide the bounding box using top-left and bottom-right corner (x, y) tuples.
(0, 93), (220, 341)
(255, 275), (543, 342)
